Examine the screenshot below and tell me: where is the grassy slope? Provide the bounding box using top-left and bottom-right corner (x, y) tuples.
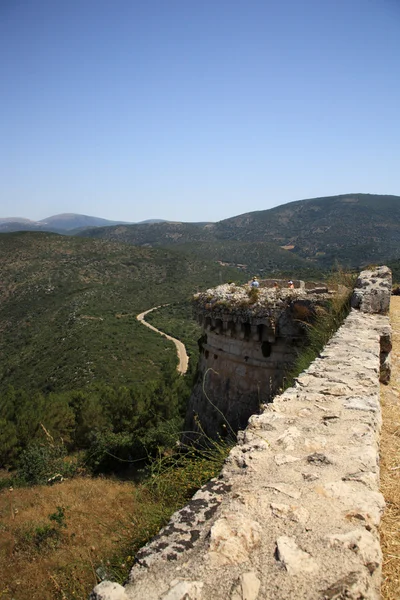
(0, 232), (242, 394)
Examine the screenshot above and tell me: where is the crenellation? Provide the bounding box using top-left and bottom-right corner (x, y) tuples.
(185, 281), (335, 440)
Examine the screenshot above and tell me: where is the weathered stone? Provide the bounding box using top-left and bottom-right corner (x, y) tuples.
(276, 427), (302, 451)
(161, 581), (204, 600)
(351, 266), (392, 314)
(306, 453), (332, 465)
(380, 353), (391, 384)
(342, 471), (377, 489)
(89, 581), (128, 600)
(328, 529), (382, 574)
(240, 572), (261, 600)
(265, 483), (301, 499)
(207, 513), (262, 566)
(321, 571), (369, 599)
(274, 454), (301, 466)
(270, 503), (309, 526)
(322, 481), (385, 526)
(276, 536), (318, 575)
(343, 396), (379, 412)
(231, 572), (261, 600)
(304, 436), (327, 451)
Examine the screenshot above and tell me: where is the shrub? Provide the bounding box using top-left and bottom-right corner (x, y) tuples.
(15, 442), (76, 486)
(247, 286), (260, 304)
(284, 272), (355, 387)
(17, 506), (68, 551)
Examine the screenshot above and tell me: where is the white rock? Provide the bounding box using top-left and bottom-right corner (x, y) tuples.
(328, 529), (382, 573)
(322, 481), (385, 526)
(303, 436), (327, 452)
(270, 503), (309, 526)
(276, 427), (302, 451)
(89, 581), (128, 600)
(208, 513), (262, 566)
(241, 572), (261, 600)
(344, 397), (379, 412)
(276, 536), (318, 575)
(274, 454), (301, 466)
(162, 581), (204, 600)
(265, 483), (301, 499)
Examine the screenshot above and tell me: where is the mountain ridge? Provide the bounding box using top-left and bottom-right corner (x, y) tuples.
(77, 193), (400, 269)
(0, 213), (169, 232)
(3, 193), (400, 269)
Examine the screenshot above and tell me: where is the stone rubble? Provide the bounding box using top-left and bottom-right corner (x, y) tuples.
(91, 266), (391, 600)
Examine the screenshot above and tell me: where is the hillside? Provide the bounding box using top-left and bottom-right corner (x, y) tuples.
(77, 194), (400, 270)
(0, 232), (243, 394)
(214, 194), (400, 266)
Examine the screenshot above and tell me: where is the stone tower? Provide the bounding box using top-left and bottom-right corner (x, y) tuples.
(184, 280), (332, 440)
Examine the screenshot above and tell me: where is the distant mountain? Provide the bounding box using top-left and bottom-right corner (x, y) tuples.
(137, 219), (169, 224)
(0, 213), (176, 233)
(39, 213), (133, 230)
(0, 217), (34, 224)
(77, 193), (400, 271)
(0, 213), (133, 233)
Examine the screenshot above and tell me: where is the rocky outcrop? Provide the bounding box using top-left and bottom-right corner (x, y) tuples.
(91, 268), (391, 600)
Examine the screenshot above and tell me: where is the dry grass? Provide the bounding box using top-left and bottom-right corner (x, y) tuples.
(380, 296), (400, 599)
(0, 445), (228, 599)
(0, 477), (141, 599)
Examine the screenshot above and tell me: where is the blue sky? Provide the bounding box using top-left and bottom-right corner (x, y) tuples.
(1, 0), (399, 222)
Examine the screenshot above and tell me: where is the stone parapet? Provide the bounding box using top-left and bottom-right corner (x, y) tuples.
(91, 269), (392, 600)
(351, 266), (392, 315)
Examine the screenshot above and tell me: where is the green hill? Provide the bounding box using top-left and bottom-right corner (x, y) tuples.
(215, 193), (400, 267)
(0, 232), (243, 394)
(77, 194), (400, 270)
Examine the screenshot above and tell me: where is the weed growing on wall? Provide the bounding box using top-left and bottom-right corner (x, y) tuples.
(285, 270), (356, 387)
(247, 286), (260, 304)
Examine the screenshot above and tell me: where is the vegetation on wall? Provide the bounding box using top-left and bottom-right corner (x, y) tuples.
(284, 270), (357, 388)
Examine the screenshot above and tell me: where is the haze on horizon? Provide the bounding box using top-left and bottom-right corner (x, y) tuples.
(1, 0), (399, 224)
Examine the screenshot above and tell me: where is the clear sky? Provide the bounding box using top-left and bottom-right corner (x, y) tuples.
(1, 0), (399, 223)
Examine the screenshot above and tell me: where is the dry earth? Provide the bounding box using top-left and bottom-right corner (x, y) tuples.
(380, 295), (400, 599)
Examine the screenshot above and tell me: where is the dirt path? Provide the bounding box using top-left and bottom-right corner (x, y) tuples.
(136, 306), (189, 375)
(380, 295), (400, 599)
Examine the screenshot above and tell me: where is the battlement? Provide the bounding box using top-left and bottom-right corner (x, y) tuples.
(186, 282), (338, 439)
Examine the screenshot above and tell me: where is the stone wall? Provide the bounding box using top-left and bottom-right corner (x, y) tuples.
(91, 267), (392, 600)
(185, 284), (334, 439)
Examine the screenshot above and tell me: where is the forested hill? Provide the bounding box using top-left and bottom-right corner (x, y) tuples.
(0, 231), (243, 394)
(215, 194), (400, 266)
(77, 194), (400, 269)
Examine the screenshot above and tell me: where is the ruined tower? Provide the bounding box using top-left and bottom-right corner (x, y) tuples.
(184, 280), (332, 440)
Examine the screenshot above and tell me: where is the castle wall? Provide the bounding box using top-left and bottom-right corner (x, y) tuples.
(91, 267), (392, 600)
(185, 287), (330, 440)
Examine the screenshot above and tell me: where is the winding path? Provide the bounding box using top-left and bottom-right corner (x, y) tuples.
(136, 306), (189, 374)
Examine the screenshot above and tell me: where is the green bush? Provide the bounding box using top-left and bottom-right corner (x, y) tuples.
(15, 442), (75, 486)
